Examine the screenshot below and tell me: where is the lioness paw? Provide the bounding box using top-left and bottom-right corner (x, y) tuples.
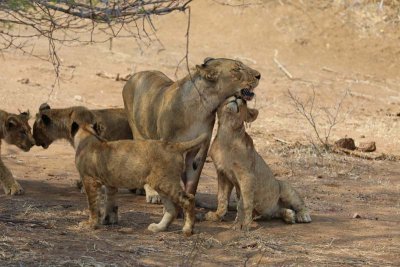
(6, 182), (24, 196)
(148, 223), (165, 233)
(296, 211), (312, 223)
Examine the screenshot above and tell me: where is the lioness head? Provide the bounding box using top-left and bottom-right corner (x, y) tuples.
(196, 57), (261, 101)
(2, 111), (35, 152)
(33, 103), (97, 148)
(217, 96), (259, 129)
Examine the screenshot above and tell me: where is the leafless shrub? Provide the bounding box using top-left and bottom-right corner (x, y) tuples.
(0, 0), (192, 77)
(287, 86), (350, 152)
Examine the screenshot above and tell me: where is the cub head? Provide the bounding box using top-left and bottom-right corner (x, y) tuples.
(33, 103), (98, 148)
(2, 111), (35, 152)
(217, 96), (259, 129)
(196, 57), (261, 101)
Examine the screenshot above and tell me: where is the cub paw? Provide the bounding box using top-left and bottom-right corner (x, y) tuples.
(6, 182), (24, 196)
(101, 206), (119, 225)
(182, 226), (193, 237)
(233, 222), (251, 231)
(146, 192), (162, 204)
(282, 209), (296, 224)
(78, 219), (99, 230)
(204, 212), (221, 222)
(296, 210), (312, 223)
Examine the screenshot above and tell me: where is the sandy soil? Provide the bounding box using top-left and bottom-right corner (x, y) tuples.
(1, 0), (399, 266)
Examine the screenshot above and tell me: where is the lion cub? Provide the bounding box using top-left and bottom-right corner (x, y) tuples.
(205, 97), (311, 230)
(72, 121), (207, 236)
(0, 110), (35, 195)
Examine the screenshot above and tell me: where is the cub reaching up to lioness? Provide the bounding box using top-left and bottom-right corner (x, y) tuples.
(205, 97), (311, 230)
(0, 110), (35, 195)
(71, 121), (207, 236)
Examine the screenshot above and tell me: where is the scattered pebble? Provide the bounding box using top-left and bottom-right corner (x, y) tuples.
(352, 213), (361, 219)
(74, 95), (83, 102)
(357, 141), (376, 152)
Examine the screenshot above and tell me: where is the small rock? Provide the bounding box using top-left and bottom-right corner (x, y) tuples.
(360, 135), (366, 138)
(335, 138), (356, 150)
(397, 112), (400, 117)
(74, 95), (83, 102)
(352, 213), (361, 219)
(357, 141), (376, 152)
(18, 78), (30, 84)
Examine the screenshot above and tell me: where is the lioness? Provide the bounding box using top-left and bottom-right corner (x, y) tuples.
(205, 97), (311, 230)
(123, 57), (261, 202)
(0, 110), (35, 195)
(71, 121), (207, 236)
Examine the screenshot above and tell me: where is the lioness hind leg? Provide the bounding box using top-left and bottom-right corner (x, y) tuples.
(148, 195), (177, 233)
(0, 159), (24, 195)
(101, 186), (118, 225)
(80, 175), (102, 229)
(278, 181), (311, 223)
(205, 171), (234, 222)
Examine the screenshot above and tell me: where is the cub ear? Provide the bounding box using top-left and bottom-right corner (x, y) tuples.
(196, 64), (219, 82)
(39, 103), (51, 112)
(203, 57), (215, 65)
(19, 110), (31, 121)
(71, 122), (79, 137)
(6, 116), (19, 130)
(93, 122), (105, 136)
(245, 108), (259, 123)
(41, 114), (51, 125)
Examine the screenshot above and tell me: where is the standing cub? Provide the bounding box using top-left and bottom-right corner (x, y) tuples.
(205, 97), (311, 230)
(72, 121), (207, 236)
(0, 110), (35, 195)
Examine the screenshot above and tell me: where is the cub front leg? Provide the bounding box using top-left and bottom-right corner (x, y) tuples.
(0, 157), (24, 195)
(234, 173), (255, 231)
(80, 175), (102, 229)
(205, 170), (234, 222)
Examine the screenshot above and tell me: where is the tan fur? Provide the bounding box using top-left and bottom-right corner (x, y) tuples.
(33, 104), (132, 148)
(72, 122), (207, 236)
(0, 110), (35, 195)
(205, 97), (311, 230)
(123, 58), (261, 203)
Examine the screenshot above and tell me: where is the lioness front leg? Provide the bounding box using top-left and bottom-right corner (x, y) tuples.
(101, 186), (118, 225)
(0, 158), (24, 195)
(80, 175), (102, 229)
(144, 184), (162, 204)
(205, 171), (233, 222)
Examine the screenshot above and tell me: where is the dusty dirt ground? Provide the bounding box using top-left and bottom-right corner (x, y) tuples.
(1, 0), (399, 266)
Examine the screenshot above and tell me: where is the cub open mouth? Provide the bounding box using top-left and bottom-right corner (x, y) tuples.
(240, 88), (255, 101)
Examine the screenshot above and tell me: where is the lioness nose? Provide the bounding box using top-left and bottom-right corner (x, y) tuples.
(255, 73), (261, 80)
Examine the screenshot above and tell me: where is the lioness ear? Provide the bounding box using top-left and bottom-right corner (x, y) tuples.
(196, 64), (219, 82)
(71, 122), (79, 137)
(39, 103), (51, 112)
(6, 116), (19, 130)
(93, 122), (105, 136)
(245, 108), (259, 123)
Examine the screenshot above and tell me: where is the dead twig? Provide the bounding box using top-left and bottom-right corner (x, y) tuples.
(273, 49), (294, 80)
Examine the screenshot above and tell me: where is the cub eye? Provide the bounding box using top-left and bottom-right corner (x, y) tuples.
(20, 131), (27, 137)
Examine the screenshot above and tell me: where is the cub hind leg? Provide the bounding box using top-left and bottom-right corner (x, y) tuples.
(278, 180), (311, 223)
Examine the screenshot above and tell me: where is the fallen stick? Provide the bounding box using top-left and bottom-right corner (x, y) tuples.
(273, 49), (293, 80)
(331, 146), (400, 161)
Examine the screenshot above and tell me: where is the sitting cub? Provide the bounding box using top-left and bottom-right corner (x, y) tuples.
(71, 121), (207, 236)
(205, 97), (311, 230)
(0, 110), (35, 195)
